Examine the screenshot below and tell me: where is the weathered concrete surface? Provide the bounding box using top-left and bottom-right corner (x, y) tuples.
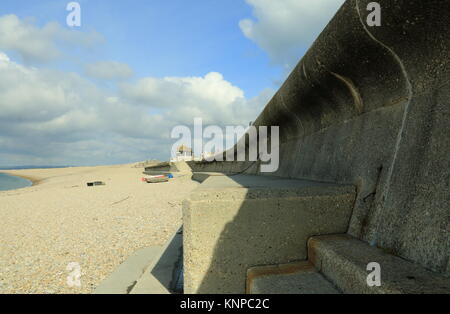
(185, 0), (449, 274)
(260, 0), (450, 274)
(183, 175), (355, 293)
(308, 235), (450, 294)
(130, 230), (183, 294)
(247, 261), (340, 294)
(94, 246), (162, 294)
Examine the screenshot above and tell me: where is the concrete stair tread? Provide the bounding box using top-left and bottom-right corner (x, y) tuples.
(247, 262), (340, 294)
(129, 267), (171, 294)
(189, 174), (355, 201)
(130, 229), (183, 294)
(94, 229), (183, 294)
(198, 174), (352, 190)
(184, 174), (356, 293)
(309, 235), (450, 294)
(93, 246), (163, 294)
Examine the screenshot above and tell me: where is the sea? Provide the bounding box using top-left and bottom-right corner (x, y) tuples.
(0, 173), (32, 191)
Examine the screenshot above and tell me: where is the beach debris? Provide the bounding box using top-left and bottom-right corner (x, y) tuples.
(111, 196), (131, 206)
(86, 181), (106, 187)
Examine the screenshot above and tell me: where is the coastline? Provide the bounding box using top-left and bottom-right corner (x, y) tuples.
(0, 171), (43, 187)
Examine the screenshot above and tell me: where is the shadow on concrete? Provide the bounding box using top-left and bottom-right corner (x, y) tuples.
(184, 0), (450, 293)
(150, 228), (184, 293)
(184, 174), (356, 293)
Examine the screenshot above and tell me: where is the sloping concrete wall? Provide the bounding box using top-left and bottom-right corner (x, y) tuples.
(189, 0), (449, 273)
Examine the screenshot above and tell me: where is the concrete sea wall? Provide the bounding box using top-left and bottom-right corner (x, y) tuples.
(187, 0), (449, 274)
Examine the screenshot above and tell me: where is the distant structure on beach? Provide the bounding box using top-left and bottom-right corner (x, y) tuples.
(171, 145), (216, 162)
(171, 145), (194, 162)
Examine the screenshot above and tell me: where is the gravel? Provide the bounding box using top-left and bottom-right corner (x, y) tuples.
(0, 165), (198, 294)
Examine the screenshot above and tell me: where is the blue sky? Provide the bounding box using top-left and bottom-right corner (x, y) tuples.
(0, 0), (344, 166)
(0, 0), (281, 97)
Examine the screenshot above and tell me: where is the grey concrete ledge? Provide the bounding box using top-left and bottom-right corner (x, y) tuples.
(183, 175), (356, 293)
(247, 261), (340, 294)
(309, 234), (450, 294)
(188, 174), (356, 201)
(93, 246), (162, 294)
(130, 229), (183, 294)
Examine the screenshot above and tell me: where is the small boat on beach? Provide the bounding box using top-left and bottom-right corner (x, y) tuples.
(142, 175), (170, 184)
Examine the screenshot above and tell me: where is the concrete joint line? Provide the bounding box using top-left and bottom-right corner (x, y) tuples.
(355, 0), (414, 245)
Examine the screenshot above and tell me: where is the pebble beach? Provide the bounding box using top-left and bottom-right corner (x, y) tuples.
(0, 164), (199, 294)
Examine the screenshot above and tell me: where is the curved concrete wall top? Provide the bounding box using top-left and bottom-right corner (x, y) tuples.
(189, 0), (449, 273)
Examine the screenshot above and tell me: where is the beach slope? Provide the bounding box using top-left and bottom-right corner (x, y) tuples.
(0, 164), (198, 294)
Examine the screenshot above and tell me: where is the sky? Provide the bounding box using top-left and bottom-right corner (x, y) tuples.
(0, 0), (345, 166)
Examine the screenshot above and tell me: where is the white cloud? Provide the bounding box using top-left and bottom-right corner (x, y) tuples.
(240, 0), (345, 71)
(0, 52), (273, 165)
(0, 14), (104, 64)
(0, 51), (10, 63)
(85, 61), (134, 80)
(120, 72), (262, 125)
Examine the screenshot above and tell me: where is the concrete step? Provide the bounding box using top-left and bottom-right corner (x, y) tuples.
(247, 261), (340, 294)
(308, 235), (450, 294)
(246, 234), (450, 294)
(184, 174), (356, 293)
(94, 229), (183, 294)
(93, 246), (163, 294)
(130, 229), (183, 294)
